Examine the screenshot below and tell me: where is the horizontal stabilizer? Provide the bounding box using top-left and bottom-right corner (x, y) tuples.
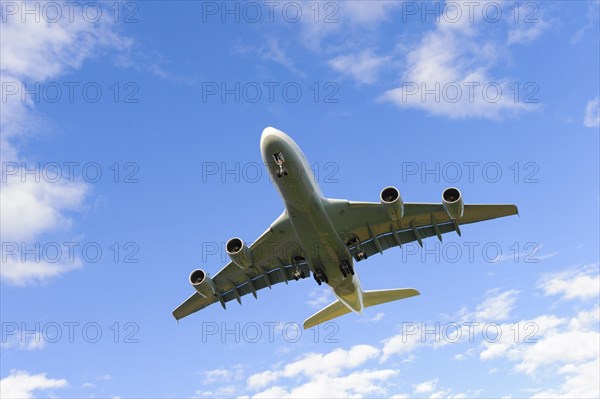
(303, 299), (351, 330)
(303, 288), (420, 329)
(363, 288), (420, 307)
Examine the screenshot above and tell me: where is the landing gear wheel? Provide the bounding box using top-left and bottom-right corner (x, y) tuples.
(313, 272), (322, 285)
(293, 268), (305, 280)
(356, 250), (368, 261)
(277, 166), (288, 178)
(314, 268), (328, 285)
(340, 260), (353, 277)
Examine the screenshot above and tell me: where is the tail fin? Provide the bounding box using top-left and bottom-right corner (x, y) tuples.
(303, 288), (419, 329)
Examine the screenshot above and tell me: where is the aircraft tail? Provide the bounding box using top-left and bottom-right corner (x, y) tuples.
(303, 288), (420, 329)
(363, 288), (420, 307)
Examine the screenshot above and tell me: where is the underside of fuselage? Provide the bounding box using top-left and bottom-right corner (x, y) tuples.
(260, 127), (364, 313)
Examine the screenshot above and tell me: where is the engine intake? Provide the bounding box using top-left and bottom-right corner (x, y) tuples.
(442, 187), (464, 220)
(380, 186), (404, 221)
(189, 269), (217, 298)
(226, 237), (253, 269)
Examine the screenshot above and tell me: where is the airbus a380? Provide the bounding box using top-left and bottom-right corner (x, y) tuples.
(174, 127), (518, 328)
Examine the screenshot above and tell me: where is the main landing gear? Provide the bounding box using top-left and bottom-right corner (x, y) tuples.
(313, 268), (329, 285)
(347, 238), (368, 261)
(272, 152), (288, 178)
(292, 256), (305, 281)
(355, 250), (368, 261)
(339, 260), (354, 278)
(293, 269), (305, 280)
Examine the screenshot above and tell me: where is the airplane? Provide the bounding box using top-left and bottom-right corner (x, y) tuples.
(173, 127), (518, 329)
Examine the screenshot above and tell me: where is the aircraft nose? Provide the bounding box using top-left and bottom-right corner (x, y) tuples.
(260, 126), (286, 153)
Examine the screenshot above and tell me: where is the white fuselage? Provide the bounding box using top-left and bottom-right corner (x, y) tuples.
(260, 127), (364, 313)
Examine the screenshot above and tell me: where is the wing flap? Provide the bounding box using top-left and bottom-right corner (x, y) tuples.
(326, 199), (518, 260)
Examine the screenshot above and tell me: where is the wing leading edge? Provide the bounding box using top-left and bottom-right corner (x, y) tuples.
(324, 199), (518, 261)
(173, 211), (310, 321)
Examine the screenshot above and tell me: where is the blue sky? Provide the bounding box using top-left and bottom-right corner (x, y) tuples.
(1, 1), (599, 398)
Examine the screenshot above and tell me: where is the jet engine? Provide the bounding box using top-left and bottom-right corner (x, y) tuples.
(380, 186), (404, 221)
(189, 269), (217, 298)
(226, 237), (253, 269)
(442, 187), (464, 220)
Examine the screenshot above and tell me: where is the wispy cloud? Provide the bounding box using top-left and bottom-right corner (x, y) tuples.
(584, 97), (600, 128)
(233, 39), (305, 77)
(538, 264), (600, 301)
(380, 15), (540, 119)
(328, 51), (391, 85)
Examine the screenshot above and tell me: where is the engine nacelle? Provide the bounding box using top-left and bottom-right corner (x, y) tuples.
(226, 237), (253, 269)
(442, 187), (464, 220)
(189, 269), (217, 298)
(380, 186), (404, 221)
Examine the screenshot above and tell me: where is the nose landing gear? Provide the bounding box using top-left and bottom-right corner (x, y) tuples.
(272, 152), (288, 178)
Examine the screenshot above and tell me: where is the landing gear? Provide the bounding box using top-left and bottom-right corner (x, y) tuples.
(313, 272), (322, 285)
(276, 167), (288, 178)
(355, 250), (368, 261)
(347, 237), (368, 262)
(291, 256), (305, 281)
(273, 152), (288, 178)
(313, 268), (328, 285)
(293, 269), (305, 280)
(339, 260), (354, 278)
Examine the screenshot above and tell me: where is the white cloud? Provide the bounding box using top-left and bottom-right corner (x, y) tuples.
(356, 312), (385, 324)
(507, 6), (552, 46)
(380, 7), (539, 119)
(201, 368), (232, 384)
(305, 288), (334, 309)
(297, 1), (401, 53)
(473, 289), (519, 321)
(0, 370), (67, 399)
(478, 303), (599, 398)
(1, 331), (46, 351)
(0, 178), (88, 242)
(1, 4), (129, 285)
(1, 250), (83, 286)
(337, 1), (402, 25)
(252, 369), (398, 398)
(380, 324), (426, 361)
(584, 97), (600, 128)
(206, 267), (598, 398)
(414, 378), (438, 394)
(328, 51), (391, 85)
(532, 360), (600, 399)
(247, 344), (380, 391)
(1, 11), (129, 82)
(539, 265), (600, 301)
(233, 39), (305, 77)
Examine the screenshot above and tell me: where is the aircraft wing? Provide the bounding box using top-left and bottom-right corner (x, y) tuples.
(324, 199), (518, 261)
(173, 211), (309, 320)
